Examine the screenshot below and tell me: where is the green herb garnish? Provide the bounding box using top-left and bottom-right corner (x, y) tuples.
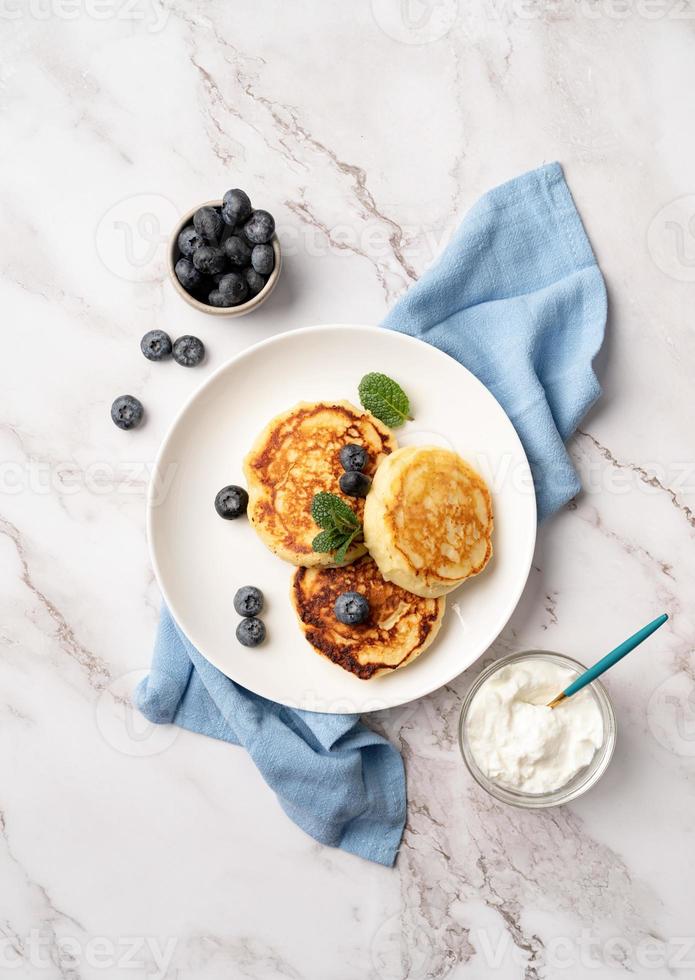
(358, 372), (412, 428)
(311, 492), (362, 563)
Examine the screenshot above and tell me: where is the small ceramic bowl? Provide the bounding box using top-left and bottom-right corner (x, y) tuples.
(459, 651), (616, 809)
(168, 200), (282, 317)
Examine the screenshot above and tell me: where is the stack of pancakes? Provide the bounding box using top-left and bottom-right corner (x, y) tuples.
(244, 401), (493, 679)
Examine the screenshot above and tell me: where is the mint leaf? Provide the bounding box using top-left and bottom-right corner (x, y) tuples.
(311, 492), (360, 533)
(358, 372), (412, 428)
(334, 529), (360, 565)
(312, 529), (344, 553)
(310, 492), (362, 560)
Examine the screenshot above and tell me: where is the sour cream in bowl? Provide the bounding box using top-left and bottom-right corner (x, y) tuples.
(459, 652), (616, 808)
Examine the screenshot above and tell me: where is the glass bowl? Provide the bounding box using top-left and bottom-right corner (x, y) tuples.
(459, 651), (616, 809)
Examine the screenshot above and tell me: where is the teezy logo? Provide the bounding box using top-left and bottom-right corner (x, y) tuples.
(371, 0), (458, 44)
(647, 671), (695, 756)
(647, 195), (695, 282)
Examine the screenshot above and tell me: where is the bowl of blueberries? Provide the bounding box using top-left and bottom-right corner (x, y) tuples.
(169, 188), (280, 316)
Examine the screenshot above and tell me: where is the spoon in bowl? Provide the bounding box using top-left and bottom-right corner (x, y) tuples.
(547, 613), (669, 709)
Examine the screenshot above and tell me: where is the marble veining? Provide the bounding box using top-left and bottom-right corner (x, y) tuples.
(1, 2), (694, 978)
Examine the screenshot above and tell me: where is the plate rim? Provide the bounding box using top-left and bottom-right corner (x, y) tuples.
(147, 323), (537, 712)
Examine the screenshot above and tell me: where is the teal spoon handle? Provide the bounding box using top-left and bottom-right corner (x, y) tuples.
(560, 613), (668, 702)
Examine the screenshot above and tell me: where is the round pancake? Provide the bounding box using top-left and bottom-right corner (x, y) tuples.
(291, 556), (445, 679)
(364, 445), (493, 598)
(244, 401), (397, 567)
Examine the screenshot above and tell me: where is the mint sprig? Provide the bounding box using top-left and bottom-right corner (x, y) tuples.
(311, 492), (362, 563)
(358, 372), (412, 428)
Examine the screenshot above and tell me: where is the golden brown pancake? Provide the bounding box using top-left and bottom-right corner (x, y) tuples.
(364, 445), (493, 598)
(244, 401), (397, 566)
(291, 556), (445, 679)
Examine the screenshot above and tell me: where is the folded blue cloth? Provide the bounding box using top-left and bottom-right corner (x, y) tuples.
(384, 161), (607, 519)
(136, 608), (405, 866)
(137, 162), (606, 866)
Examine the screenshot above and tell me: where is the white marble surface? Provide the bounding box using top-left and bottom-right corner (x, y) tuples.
(2, 2), (695, 978)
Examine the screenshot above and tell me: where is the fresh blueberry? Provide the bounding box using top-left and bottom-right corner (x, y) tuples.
(244, 267), (267, 297)
(339, 470), (371, 497)
(224, 235), (252, 268)
(243, 209), (275, 244)
(177, 224), (202, 258)
(193, 206), (223, 243)
(218, 272), (248, 305)
(208, 288), (232, 308)
(236, 617), (266, 647)
(175, 257), (202, 292)
(339, 444), (368, 472)
(222, 188), (252, 227)
(251, 243), (274, 275)
(172, 335), (205, 367)
(111, 395), (144, 431)
(334, 592), (370, 626)
(215, 484), (249, 519)
(140, 329), (172, 361)
(234, 586), (264, 618)
(192, 245), (226, 276)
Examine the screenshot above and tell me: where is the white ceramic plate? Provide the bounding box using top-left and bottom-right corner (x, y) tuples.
(148, 325), (536, 713)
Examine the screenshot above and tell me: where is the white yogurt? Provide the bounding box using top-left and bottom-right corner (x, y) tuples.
(466, 659), (604, 794)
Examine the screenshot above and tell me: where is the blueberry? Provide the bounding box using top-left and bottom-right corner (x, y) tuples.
(236, 617), (266, 647)
(245, 267), (267, 296)
(177, 225), (202, 258)
(339, 471), (371, 497)
(222, 188), (252, 227)
(192, 245), (226, 275)
(243, 209), (275, 244)
(334, 592), (370, 626)
(339, 444), (368, 472)
(111, 395), (144, 431)
(218, 272), (248, 305)
(224, 235), (252, 268)
(215, 484), (248, 519)
(172, 335), (205, 367)
(234, 586), (264, 618)
(251, 243), (274, 275)
(208, 288), (232, 308)
(140, 329), (172, 361)
(175, 257), (202, 292)
(193, 206), (223, 243)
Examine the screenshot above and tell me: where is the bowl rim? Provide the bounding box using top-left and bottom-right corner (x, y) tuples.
(168, 199), (281, 317)
(458, 650), (617, 809)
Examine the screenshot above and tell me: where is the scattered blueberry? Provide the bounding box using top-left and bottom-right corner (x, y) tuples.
(244, 209), (275, 244)
(193, 206), (223, 243)
(245, 267), (267, 296)
(251, 243), (274, 275)
(111, 395), (144, 431)
(234, 586), (264, 618)
(215, 484), (249, 519)
(334, 592), (370, 626)
(236, 617), (266, 647)
(224, 235), (252, 268)
(175, 257), (202, 291)
(192, 245), (226, 275)
(140, 329), (172, 361)
(339, 444), (368, 472)
(177, 225), (202, 258)
(172, 335), (205, 367)
(222, 188), (253, 227)
(339, 470), (371, 497)
(218, 272), (248, 305)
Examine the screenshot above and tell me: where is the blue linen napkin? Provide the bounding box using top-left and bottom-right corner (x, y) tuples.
(384, 161), (607, 519)
(136, 608), (406, 866)
(137, 162), (606, 866)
